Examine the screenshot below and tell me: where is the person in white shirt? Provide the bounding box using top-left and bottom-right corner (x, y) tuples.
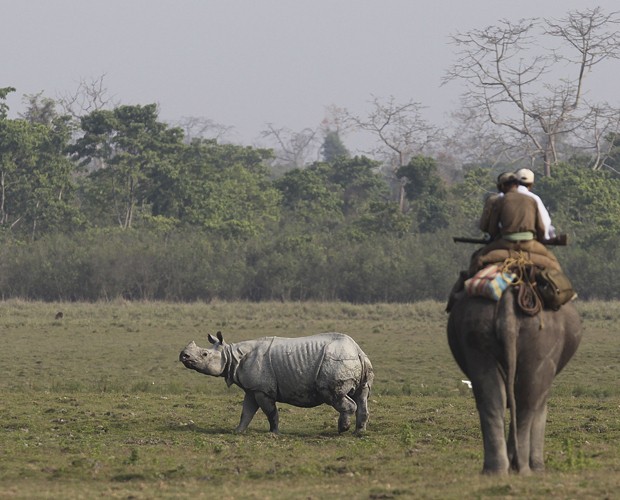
(514, 168), (556, 240)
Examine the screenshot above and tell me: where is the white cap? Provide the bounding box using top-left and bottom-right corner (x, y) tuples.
(515, 168), (535, 184)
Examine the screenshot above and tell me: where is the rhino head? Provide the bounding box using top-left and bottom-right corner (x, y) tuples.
(179, 331), (227, 376)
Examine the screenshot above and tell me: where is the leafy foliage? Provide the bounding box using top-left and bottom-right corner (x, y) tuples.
(320, 129), (349, 163)
(71, 104), (185, 228)
(0, 97), (619, 300)
(397, 155), (450, 232)
(275, 163), (344, 228)
(0, 113), (80, 238)
(0, 87), (15, 119)
(174, 140), (280, 237)
(536, 163), (620, 247)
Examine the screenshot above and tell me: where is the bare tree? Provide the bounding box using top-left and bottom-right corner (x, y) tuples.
(56, 75), (119, 172)
(260, 124), (319, 170)
(176, 116), (234, 144)
(446, 107), (530, 170)
(444, 8), (620, 176)
(321, 104), (354, 136)
(57, 74), (118, 120)
(570, 103), (620, 171)
(346, 95), (441, 211)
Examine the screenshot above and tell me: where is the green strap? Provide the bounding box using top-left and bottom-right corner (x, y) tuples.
(503, 232), (534, 241)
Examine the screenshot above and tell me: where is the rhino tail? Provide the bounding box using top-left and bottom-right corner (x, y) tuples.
(495, 289), (522, 472)
(358, 352), (374, 392)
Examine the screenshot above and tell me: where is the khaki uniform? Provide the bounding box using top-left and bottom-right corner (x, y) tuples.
(479, 193), (501, 234)
(471, 191), (561, 273)
(488, 191), (544, 241)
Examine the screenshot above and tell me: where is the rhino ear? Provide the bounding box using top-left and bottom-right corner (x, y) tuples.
(207, 333), (218, 345)
(217, 331), (223, 343)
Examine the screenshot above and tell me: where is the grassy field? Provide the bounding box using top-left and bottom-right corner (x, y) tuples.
(0, 300), (618, 499)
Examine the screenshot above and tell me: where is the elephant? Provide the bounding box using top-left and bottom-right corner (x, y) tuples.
(447, 288), (582, 474)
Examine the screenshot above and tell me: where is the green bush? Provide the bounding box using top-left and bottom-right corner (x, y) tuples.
(0, 223), (616, 302)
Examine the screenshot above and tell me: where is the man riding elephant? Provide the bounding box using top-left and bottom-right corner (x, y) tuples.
(470, 174), (561, 274)
(446, 172), (566, 313)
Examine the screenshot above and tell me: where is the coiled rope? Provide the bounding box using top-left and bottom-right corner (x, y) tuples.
(499, 251), (542, 317)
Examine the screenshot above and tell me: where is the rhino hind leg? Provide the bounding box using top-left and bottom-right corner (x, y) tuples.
(331, 394), (357, 433)
(236, 391), (260, 433)
(353, 383), (371, 433)
(254, 392), (280, 434)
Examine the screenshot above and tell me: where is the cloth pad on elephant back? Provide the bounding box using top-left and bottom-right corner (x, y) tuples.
(464, 264), (517, 301)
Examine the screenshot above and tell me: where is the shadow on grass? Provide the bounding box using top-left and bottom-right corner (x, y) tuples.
(167, 422), (366, 440)
(164, 423), (231, 435)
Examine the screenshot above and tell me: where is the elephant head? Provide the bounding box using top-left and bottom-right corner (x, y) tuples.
(447, 289), (581, 475)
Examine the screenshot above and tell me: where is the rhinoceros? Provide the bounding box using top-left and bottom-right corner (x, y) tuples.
(179, 331), (374, 434)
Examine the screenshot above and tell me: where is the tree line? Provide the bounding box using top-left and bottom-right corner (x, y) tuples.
(1, 85), (619, 301)
(2, 7), (620, 302)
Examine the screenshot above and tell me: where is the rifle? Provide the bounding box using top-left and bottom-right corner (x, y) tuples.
(453, 234), (568, 246)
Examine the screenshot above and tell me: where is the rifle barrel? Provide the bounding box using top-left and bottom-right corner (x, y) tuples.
(452, 234), (568, 246)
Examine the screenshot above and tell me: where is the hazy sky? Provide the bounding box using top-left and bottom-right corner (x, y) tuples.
(4, 1), (620, 151)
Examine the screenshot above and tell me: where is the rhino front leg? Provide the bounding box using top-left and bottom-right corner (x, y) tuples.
(236, 391), (260, 433)
(254, 392), (279, 434)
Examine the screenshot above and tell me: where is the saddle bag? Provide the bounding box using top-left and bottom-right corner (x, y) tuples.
(464, 264), (516, 301)
(536, 268), (575, 310)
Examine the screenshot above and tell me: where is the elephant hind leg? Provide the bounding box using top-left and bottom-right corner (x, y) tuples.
(507, 419), (533, 475)
(472, 371), (510, 474)
(513, 362), (555, 473)
(528, 404), (548, 472)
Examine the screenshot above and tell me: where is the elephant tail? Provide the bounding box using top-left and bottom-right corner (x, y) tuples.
(495, 289), (522, 472)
